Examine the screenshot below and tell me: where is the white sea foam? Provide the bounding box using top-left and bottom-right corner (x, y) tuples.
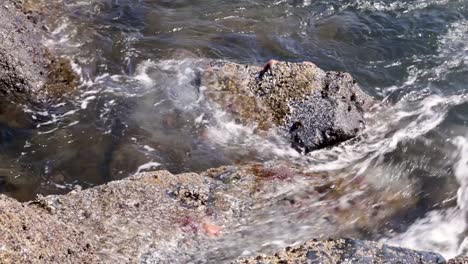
(135, 162), (162, 174)
(381, 136), (468, 259)
(354, 0), (452, 12)
(134, 60), (156, 87)
(383, 208), (464, 259)
(205, 105), (301, 160)
(80, 95), (97, 109)
(375, 18), (468, 259)
(433, 20), (468, 81)
(305, 93), (468, 175)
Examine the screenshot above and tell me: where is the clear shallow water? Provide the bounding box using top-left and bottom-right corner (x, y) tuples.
(3, 0), (468, 259)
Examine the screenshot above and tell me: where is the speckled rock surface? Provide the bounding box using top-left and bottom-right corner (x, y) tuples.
(0, 165), (424, 263)
(449, 257), (468, 264)
(201, 61), (375, 153)
(0, 0), (76, 107)
(234, 239), (446, 264)
(0, 195), (98, 263)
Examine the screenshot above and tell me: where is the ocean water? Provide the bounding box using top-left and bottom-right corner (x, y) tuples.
(2, 0), (468, 260)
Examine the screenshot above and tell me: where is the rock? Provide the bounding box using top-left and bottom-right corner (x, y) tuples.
(233, 238), (446, 264)
(449, 257), (468, 264)
(201, 60), (375, 153)
(0, 1), (76, 121)
(0, 195), (98, 263)
(0, 163), (421, 262)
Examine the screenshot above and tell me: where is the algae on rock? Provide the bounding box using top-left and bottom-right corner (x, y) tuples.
(201, 60), (375, 153)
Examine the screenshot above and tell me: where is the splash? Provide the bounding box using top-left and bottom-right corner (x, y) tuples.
(306, 93), (468, 174)
(382, 136), (468, 259)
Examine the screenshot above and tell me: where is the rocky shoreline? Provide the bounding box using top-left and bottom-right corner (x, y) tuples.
(0, 0), (75, 130)
(0, 169), (448, 263)
(0, 0), (463, 263)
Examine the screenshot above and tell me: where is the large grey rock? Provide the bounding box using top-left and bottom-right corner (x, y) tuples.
(201, 60), (375, 153)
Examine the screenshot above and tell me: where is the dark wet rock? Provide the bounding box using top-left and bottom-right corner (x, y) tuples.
(201, 60), (375, 153)
(0, 163), (423, 262)
(234, 238), (446, 264)
(0, 1), (76, 108)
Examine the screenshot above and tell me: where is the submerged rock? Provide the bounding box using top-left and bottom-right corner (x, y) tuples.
(201, 60), (375, 153)
(234, 238), (445, 264)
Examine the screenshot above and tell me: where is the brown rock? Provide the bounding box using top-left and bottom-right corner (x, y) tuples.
(0, 195), (98, 263)
(201, 60), (375, 153)
(0, 164), (420, 262)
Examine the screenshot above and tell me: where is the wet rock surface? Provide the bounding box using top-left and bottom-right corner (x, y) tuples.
(234, 239), (446, 264)
(201, 60), (375, 153)
(0, 166), (434, 263)
(449, 257), (468, 264)
(0, 1), (78, 202)
(0, 0), (75, 112)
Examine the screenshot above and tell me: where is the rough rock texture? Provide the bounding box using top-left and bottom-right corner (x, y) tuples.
(0, 195), (99, 263)
(201, 61), (375, 153)
(0, 165), (425, 263)
(449, 257), (468, 264)
(234, 239), (445, 264)
(0, 1), (76, 108)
